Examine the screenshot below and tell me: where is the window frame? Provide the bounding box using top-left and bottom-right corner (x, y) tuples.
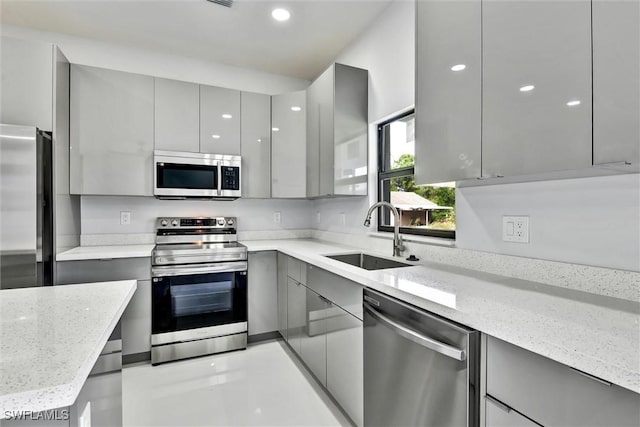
(377, 110), (456, 240)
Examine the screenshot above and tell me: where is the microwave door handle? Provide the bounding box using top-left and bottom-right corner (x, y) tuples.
(217, 162), (222, 196)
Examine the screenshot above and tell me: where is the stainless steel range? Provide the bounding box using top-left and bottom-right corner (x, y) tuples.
(151, 217), (247, 365)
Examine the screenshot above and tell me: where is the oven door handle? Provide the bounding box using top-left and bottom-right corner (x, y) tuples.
(152, 261), (247, 277)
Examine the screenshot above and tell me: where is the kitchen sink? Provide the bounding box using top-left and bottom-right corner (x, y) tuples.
(325, 253), (412, 271)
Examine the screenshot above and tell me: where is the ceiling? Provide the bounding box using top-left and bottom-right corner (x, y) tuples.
(0, 0), (393, 80)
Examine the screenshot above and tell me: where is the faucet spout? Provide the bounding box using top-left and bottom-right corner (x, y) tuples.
(363, 201), (405, 257)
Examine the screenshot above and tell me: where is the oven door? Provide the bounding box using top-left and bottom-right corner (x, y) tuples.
(151, 262), (247, 339)
(154, 151), (219, 198)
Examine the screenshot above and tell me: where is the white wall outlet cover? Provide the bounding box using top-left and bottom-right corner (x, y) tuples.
(339, 213), (346, 226)
(316, 212), (321, 224)
(273, 211), (281, 224)
(120, 211), (131, 225)
(502, 216), (529, 243)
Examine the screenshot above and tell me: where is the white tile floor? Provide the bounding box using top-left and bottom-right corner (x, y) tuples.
(123, 340), (351, 427)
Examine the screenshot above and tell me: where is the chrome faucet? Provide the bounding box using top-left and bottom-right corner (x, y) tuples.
(363, 201), (405, 257)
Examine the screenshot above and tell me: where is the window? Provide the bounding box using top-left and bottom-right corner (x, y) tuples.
(378, 111), (456, 239)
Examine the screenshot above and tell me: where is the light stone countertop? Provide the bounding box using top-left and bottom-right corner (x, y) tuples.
(0, 280), (137, 416)
(242, 239), (640, 394)
(56, 244), (155, 261)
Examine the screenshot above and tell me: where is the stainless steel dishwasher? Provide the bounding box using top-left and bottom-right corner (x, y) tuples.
(363, 289), (479, 427)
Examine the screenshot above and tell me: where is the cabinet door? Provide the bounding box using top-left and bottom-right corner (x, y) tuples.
(306, 80), (321, 198)
(241, 92), (271, 198)
(70, 65), (154, 196)
(334, 64), (368, 196)
(317, 65), (336, 197)
(286, 278), (306, 355)
(326, 306), (363, 427)
(300, 288), (328, 387)
(200, 85), (241, 155)
(277, 253), (288, 339)
(0, 36), (53, 131)
(272, 91), (307, 198)
(248, 251), (278, 336)
(482, 0), (592, 177)
(154, 78), (199, 153)
(415, 0), (481, 184)
(592, 0), (640, 166)
(121, 279), (151, 357)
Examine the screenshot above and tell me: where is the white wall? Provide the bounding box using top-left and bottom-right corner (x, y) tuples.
(456, 174), (640, 271)
(1, 24), (309, 94)
(81, 196), (312, 235)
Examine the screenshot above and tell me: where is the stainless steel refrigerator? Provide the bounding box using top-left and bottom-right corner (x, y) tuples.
(0, 123), (54, 289)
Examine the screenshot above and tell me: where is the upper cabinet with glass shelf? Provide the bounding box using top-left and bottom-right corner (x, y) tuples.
(415, 0), (639, 185)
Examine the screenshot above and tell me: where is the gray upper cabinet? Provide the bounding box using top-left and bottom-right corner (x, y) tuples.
(307, 63), (368, 198)
(592, 0), (640, 167)
(415, 0), (482, 185)
(154, 78), (199, 153)
(482, 0), (592, 177)
(241, 92), (271, 198)
(200, 85), (241, 155)
(272, 90), (307, 198)
(70, 65), (154, 196)
(0, 36), (54, 131)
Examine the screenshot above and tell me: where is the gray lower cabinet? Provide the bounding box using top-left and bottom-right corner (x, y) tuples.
(486, 335), (640, 426)
(271, 90), (307, 198)
(200, 85), (241, 155)
(241, 92), (272, 198)
(286, 277), (306, 355)
(56, 258), (151, 360)
(307, 263), (363, 320)
(326, 305), (363, 427)
(154, 77), (200, 153)
(300, 288), (328, 387)
(277, 254), (288, 339)
(247, 251), (278, 336)
(481, 0), (592, 177)
(414, 0), (482, 184)
(592, 0), (640, 167)
(0, 36), (54, 132)
(70, 65), (154, 196)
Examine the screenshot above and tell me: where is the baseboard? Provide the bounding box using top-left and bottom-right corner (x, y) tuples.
(248, 331), (281, 344)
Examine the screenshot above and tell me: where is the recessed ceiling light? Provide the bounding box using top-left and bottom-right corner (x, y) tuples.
(566, 100), (581, 107)
(291, 106), (302, 112)
(272, 8), (290, 21)
(212, 134), (221, 139)
(221, 113), (232, 119)
(520, 85), (535, 92)
(451, 64), (466, 71)
(272, 127), (280, 132)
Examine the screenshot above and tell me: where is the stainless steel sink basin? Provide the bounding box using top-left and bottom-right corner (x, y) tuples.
(325, 253), (412, 270)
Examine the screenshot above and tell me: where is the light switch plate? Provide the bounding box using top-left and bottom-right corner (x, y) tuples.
(120, 211), (131, 225)
(339, 213), (346, 226)
(502, 216), (529, 243)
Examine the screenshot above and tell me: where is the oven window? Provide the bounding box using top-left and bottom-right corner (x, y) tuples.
(157, 163), (217, 189)
(171, 281), (233, 317)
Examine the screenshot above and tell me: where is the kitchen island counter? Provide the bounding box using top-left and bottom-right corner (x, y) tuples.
(0, 280), (137, 416)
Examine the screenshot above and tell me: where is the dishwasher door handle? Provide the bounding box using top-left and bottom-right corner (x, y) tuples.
(364, 302), (466, 361)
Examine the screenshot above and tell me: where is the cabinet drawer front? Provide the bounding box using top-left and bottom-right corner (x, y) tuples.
(286, 256), (304, 283)
(486, 396), (538, 427)
(57, 258), (151, 283)
(306, 264), (363, 319)
(487, 336), (640, 426)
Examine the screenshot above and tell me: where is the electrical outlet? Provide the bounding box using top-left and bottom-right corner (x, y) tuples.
(339, 213), (346, 226)
(273, 211), (281, 224)
(502, 216), (529, 243)
(120, 211), (131, 225)
(316, 212), (321, 224)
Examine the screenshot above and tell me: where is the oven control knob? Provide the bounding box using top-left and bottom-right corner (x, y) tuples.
(160, 219), (168, 227)
(227, 219), (234, 226)
(217, 219), (225, 226)
(171, 219), (179, 227)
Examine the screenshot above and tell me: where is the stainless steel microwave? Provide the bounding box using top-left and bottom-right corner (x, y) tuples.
(154, 151), (241, 200)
